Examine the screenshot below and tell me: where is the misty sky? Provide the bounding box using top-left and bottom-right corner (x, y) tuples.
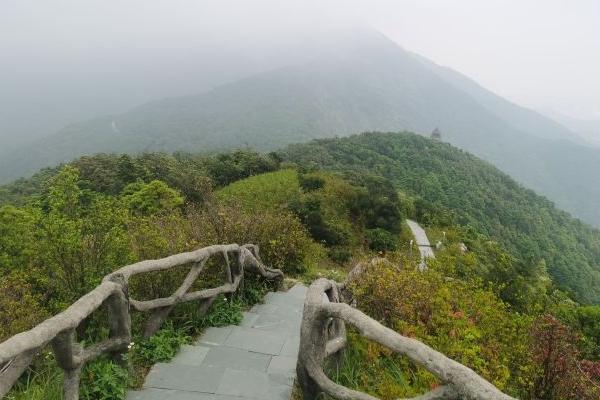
(1, 0), (599, 146)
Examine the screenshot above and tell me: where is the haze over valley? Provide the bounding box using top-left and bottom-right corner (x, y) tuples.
(2, 25), (600, 228)
(3, 2), (600, 399)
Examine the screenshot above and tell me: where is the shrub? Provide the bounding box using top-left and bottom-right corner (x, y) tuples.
(135, 322), (190, 365)
(289, 197), (349, 246)
(207, 150), (280, 187)
(328, 246), (352, 265)
(122, 180), (184, 216)
(530, 315), (600, 400)
(0, 273), (48, 342)
(349, 261), (532, 392)
(198, 295), (244, 328)
(347, 174), (404, 234)
(80, 359), (130, 400)
(366, 228), (397, 252)
(187, 203), (325, 274)
(299, 173), (325, 192)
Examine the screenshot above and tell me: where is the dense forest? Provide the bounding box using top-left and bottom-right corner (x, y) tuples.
(1, 133), (600, 399)
(281, 131), (600, 304)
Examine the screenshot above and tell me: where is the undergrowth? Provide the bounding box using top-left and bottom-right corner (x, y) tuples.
(326, 331), (437, 399)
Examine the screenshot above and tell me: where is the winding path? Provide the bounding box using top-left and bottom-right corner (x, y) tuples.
(127, 284), (307, 400)
(406, 219), (435, 270)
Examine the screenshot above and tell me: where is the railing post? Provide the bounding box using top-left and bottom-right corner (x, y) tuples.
(297, 307), (328, 400)
(51, 329), (82, 400)
(106, 274), (131, 365)
(298, 282), (333, 400)
(0, 348), (37, 398)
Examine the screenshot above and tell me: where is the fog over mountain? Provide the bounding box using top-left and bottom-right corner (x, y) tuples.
(2, 28), (600, 229)
(2, 0), (599, 146)
(541, 110), (600, 149)
(2, 1), (600, 229)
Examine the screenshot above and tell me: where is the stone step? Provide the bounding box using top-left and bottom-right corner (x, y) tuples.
(286, 284), (308, 299)
(264, 290), (305, 307)
(143, 363), (223, 393)
(128, 285), (307, 400)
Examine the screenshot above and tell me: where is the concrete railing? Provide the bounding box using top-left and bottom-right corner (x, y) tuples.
(0, 243), (283, 399)
(296, 278), (517, 400)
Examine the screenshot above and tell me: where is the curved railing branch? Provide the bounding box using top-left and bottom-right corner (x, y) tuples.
(0, 243), (282, 399)
(297, 278), (516, 400)
(0, 280), (123, 364)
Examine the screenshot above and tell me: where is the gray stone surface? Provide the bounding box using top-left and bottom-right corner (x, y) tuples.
(171, 345), (210, 366)
(406, 219), (435, 271)
(280, 336), (300, 357)
(127, 284), (307, 400)
(223, 326), (286, 355)
(239, 311), (259, 328)
(201, 345), (271, 371)
(216, 368), (270, 398)
(144, 363), (224, 393)
(127, 388), (215, 400)
(197, 326), (233, 346)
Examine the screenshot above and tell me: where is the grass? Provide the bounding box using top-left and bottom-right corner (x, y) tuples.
(325, 331), (437, 400)
(5, 359), (63, 400)
(216, 169), (300, 211)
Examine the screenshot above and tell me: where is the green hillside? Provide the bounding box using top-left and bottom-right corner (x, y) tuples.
(2, 30), (600, 229)
(281, 132), (600, 304)
(2, 141), (600, 398)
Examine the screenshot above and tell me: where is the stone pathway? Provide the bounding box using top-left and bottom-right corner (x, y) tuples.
(406, 219), (435, 270)
(127, 284), (307, 400)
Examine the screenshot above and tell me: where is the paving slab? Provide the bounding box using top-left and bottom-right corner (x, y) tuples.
(129, 284), (307, 400)
(171, 345), (210, 366)
(264, 292), (304, 309)
(267, 356), (296, 376)
(127, 388), (215, 400)
(197, 326), (233, 346)
(239, 311), (259, 328)
(267, 356), (297, 387)
(287, 285), (308, 299)
(215, 368), (270, 398)
(201, 345), (271, 371)
(251, 313), (301, 334)
(280, 336), (300, 357)
(269, 384), (294, 400)
(249, 303), (280, 314)
(144, 363), (224, 393)
(223, 326), (286, 355)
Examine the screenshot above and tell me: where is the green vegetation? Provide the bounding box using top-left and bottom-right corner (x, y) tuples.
(281, 132), (600, 305)
(0, 152), (297, 399)
(217, 169), (406, 263)
(3, 132), (600, 399)
(329, 256), (600, 399)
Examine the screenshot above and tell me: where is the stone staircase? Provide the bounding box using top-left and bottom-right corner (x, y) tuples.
(127, 284), (307, 400)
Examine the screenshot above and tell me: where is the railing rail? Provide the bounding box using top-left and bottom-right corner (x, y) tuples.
(297, 278), (517, 400)
(0, 243), (283, 399)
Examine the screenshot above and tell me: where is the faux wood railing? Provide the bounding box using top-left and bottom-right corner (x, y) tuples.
(297, 278), (517, 400)
(0, 243), (283, 399)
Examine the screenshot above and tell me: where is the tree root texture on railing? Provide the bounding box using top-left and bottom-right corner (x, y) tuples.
(297, 278), (517, 400)
(0, 243), (283, 399)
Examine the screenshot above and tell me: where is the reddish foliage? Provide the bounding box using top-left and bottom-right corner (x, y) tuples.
(531, 314), (600, 400)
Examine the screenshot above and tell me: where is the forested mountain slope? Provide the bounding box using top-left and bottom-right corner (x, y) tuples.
(2, 29), (600, 228)
(281, 132), (600, 304)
